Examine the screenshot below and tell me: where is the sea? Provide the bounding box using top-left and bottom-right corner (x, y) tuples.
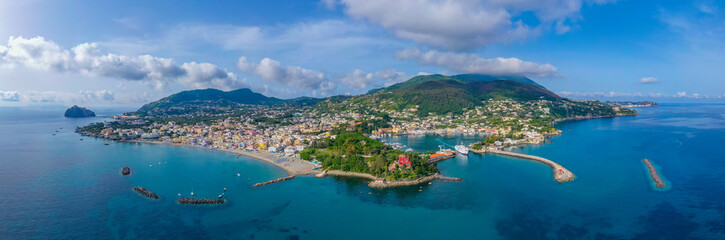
(1, 103), (725, 239)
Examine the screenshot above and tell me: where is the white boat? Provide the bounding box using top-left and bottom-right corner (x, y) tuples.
(455, 145), (469, 155)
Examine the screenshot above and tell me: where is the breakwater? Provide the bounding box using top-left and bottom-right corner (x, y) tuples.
(320, 170), (377, 180)
(427, 154), (456, 163)
(177, 198), (226, 205)
(368, 174), (462, 188)
(485, 149), (575, 183)
(133, 186), (159, 199)
(643, 158), (665, 188)
(121, 167), (130, 176)
(251, 175), (296, 187)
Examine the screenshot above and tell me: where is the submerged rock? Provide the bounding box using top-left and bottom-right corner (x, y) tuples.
(64, 105), (96, 118)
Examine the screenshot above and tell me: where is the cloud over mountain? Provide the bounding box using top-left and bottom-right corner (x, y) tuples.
(238, 56), (336, 93)
(339, 68), (407, 90)
(396, 49), (560, 78)
(0, 36), (246, 91)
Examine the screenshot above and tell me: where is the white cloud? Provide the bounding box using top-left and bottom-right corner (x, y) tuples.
(639, 77), (659, 84)
(0, 90), (116, 103)
(396, 49), (560, 78)
(0, 90), (19, 101)
(0, 36), (247, 91)
(339, 68), (408, 90)
(557, 91), (721, 99)
(238, 56), (336, 92)
(339, 0), (614, 50)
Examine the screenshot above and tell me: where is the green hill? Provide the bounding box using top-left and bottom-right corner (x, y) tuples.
(138, 88), (281, 112)
(370, 74), (545, 93)
(355, 74), (562, 115)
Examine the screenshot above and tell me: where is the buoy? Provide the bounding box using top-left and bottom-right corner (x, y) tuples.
(178, 193), (181, 197)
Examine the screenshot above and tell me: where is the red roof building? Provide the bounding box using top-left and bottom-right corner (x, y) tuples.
(398, 155), (411, 168)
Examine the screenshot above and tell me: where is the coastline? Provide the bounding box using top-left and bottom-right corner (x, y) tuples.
(123, 140), (315, 176)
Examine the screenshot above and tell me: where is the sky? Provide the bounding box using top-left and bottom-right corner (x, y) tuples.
(1, 0), (724, 107)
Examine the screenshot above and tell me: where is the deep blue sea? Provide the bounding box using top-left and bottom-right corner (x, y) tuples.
(2, 103), (725, 239)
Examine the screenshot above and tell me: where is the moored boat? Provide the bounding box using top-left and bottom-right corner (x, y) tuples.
(455, 145), (469, 155)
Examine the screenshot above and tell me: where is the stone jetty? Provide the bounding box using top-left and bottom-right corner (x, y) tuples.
(177, 198), (226, 205)
(251, 175), (296, 187)
(121, 167), (131, 176)
(368, 174), (462, 188)
(486, 149), (575, 183)
(643, 158), (665, 188)
(133, 186), (159, 199)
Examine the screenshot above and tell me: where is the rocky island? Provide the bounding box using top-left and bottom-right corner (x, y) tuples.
(64, 105), (96, 118)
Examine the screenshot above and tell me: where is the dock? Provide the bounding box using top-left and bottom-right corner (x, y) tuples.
(643, 158), (665, 188)
(485, 149), (575, 183)
(133, 186), (159, 199)
(177, 198), (226, 205)
(251, 175), (296, 187)
(427, 153), (456, 163)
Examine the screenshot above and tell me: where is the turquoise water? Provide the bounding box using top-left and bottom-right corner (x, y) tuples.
(1, 104), (725, 239)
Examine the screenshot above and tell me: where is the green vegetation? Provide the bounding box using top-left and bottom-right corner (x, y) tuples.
(300, 132), (437, 180)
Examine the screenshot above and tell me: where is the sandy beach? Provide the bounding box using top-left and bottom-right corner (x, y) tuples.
(127, 140), (316, 176)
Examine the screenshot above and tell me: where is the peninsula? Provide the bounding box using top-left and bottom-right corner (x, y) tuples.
(77, 74), (638, 188)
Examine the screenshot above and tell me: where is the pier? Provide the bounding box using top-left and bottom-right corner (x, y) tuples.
(177, 198), (226, 205)
(643, 158), (665, 188)
(133, 186), (159, 199)
(427, 153), (456, 163)
(251, 175), (296, 187)
(485, 149), (575, 183)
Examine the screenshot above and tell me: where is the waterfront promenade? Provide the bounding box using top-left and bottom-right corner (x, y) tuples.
(474, 149), (575, 183)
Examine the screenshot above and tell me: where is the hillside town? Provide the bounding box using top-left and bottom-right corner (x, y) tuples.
(78, 98), (621, 163)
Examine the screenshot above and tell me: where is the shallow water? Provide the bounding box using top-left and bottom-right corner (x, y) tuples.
(1, 103), (724, 239)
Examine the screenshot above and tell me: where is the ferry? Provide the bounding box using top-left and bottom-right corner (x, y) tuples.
(455, 145), (469, 155)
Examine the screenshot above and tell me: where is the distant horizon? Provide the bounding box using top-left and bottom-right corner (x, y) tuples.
(1, 0), (724, 106)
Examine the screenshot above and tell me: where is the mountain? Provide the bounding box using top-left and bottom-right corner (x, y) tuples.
(352, 74), (562, 115)
(370, 74), (545, 93)
(137, 88), (281, 113)
(64, 105), (96, 118)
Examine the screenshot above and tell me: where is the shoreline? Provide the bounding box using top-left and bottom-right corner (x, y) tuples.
(124, 140), (315, 176)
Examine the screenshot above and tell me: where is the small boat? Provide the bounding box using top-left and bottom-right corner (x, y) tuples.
(104, 143), (109, 145)
(223, 187), (227, 191)
(237, 173), (241, 177)
(218, 193), (224, 199)
(455, 145), (469, 155)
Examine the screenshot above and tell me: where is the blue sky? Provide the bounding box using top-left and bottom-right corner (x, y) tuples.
(0, 0), (723, 106)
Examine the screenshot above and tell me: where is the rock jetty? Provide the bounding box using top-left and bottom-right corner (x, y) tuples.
(177, 198), (226, 205)
(486, 149), (575, 183)
(133, 186), (159, 199)
(368, 174), (462, 188)
(121, 167), (131, 176)
(251, 175), (296, 187)
(64, 105), (96, 118)
(643, 158), (665, 188)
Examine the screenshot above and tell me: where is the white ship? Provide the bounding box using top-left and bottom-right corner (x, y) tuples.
(455, 145), (469, 155)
